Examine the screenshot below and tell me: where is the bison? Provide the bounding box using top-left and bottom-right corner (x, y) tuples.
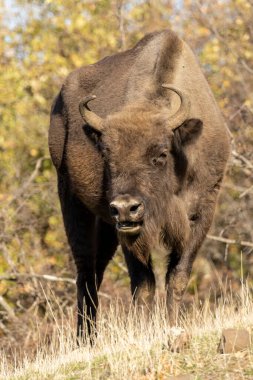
(49, 29), (231, 338)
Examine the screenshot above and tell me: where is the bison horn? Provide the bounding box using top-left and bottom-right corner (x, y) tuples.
(79, 95), (104, 132)
(161, 84), (191, 128)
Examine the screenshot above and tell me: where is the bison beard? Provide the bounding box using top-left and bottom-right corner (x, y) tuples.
(119, 206), (162, 265)
(119, 194), (190, 266)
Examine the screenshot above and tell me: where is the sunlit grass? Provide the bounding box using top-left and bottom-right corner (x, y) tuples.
(1, 284), (252, 380)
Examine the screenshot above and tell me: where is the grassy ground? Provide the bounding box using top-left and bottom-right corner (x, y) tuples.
(1, 285), (252, 380)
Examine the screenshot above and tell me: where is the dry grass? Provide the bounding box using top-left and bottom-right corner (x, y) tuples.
(1, 284), (253, 380)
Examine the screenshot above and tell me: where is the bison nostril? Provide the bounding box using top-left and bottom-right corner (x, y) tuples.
(110, 206), (119, 217)
(130, 203), (141, 213)
(110, 197), (144, 221)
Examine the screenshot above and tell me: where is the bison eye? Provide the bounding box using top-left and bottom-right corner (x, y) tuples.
(151, 151), (168, 167)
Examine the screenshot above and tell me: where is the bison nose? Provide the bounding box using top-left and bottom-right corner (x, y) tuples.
(110, 195), (145, 222)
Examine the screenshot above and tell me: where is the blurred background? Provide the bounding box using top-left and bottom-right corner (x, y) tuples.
(0, 0), (252, 359)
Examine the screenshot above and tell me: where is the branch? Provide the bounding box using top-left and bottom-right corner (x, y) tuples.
(0, 273), (75, 284)
(240, 59), (253, 75)
(232, 150), (253, 171)
(229, 104), (246, 121)
(207, 234), (253, 248)
(0, 273), (111, 299)
(5, 156), (47, 207)
(0, 320), (13, 336)
(112, 258), (128, 273)
(116, 0), (126, 51)
(0, 295), (17, 321)
(239, 184), (253, 198)
(0, 243), (17, 271)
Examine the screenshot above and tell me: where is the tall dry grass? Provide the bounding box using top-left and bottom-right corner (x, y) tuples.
(1, 283), (252, 380)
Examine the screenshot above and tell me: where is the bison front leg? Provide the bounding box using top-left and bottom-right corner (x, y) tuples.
(166, 251), (193, 325)
(95, 219), (118, 289)
(165, 196), (217, 325)
(123, 247), (156, 309)
(58, 175), (98, 341)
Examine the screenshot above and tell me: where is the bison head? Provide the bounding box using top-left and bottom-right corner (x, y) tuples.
(79, 86), (202, 263)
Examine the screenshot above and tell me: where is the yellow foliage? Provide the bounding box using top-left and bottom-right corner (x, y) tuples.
(244, 99), (253, 108)
(223, 80), (230, 88)
(30, 149), (39, 157)
(70, 53), (85, 67)
(44, 231), (64, 249)
(48, 216), (59, 227)
(244, 50), (253, 59)
(235, 18), (243, 25)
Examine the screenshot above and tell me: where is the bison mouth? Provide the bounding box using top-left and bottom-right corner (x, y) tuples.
(116, 221), (143, 235)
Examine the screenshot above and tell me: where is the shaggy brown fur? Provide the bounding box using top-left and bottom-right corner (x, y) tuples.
(49, 29), (231, 337)
(101, 103), (191, 264)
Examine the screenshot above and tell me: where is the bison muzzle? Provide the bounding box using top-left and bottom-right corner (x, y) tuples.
(110, 194), (145, 234)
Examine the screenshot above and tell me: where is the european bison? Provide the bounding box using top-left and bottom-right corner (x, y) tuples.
(49, 29), (231, 338)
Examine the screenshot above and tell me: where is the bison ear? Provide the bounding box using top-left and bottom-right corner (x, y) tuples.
(173, 118), (203, 147)
(172, 119), (202, 179)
